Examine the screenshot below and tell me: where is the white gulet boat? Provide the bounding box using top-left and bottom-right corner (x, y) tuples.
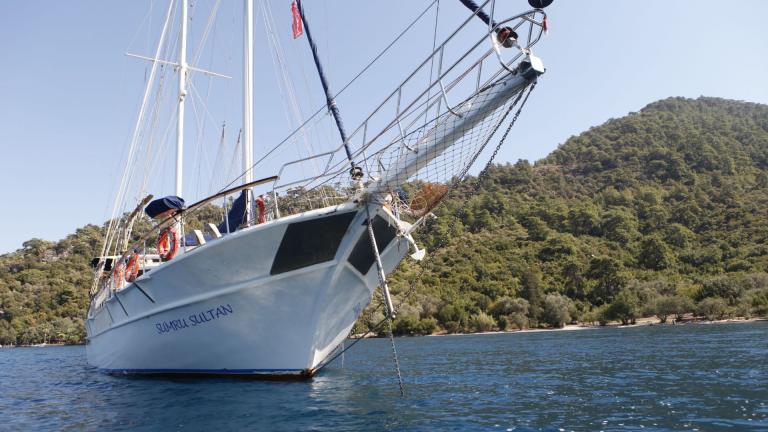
(87, 0), (551, 378)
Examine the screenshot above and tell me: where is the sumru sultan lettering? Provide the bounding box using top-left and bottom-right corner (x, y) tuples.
(155, 304), (234, 335)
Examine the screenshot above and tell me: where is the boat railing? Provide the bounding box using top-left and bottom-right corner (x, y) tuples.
(91, 177), (278, 304)
(266, 0), (546, 213)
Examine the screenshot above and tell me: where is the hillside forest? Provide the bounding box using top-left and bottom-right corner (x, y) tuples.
(1, 97), (768, 345)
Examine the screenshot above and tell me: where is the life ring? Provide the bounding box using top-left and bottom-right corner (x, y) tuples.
(410, 183), (449, 217)
(255, 195), (266, 224)
(157, 226), (179, 261)
(125, 252), (140, 282)
(112, 263), (125, 289)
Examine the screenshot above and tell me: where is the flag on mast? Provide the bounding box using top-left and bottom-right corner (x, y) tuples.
(291, 1), (303, 39)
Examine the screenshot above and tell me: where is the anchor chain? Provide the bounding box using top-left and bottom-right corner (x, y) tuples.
(365, 205), (406, 396)
(311, 82), (538, 389)
(386, 316), (406, 397)
(480, 81), (537, 183)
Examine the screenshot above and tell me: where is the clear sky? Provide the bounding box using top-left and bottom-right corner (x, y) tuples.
(1, 0), (767, 254)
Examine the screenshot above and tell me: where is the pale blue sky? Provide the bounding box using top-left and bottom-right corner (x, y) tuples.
(1, 0), (767, 254)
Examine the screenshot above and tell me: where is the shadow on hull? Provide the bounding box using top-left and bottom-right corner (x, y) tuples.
(101, 368), (316, 381)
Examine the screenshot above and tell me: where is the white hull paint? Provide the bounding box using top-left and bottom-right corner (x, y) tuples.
(86, 203), (410, 377)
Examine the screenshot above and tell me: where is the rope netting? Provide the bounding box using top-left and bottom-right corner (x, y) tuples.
(373, 78), (530, 211)
(267, 5), (548, 218)
(279, 71), (534, 218)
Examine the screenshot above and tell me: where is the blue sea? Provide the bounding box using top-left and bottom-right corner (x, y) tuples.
(0, 321), (766, 431)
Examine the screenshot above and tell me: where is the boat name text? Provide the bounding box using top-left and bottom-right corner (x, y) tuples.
(154, 304), (234, 335)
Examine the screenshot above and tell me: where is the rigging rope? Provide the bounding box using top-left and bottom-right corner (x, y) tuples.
(259, 0), (326, 192)
(214, 0), (439, 193)
(136, 11), (181, 201)
(294, 0), (356, 173)
(121, 13), (181, 256)
(208, 121), (227, 193)
(457, 0), (497, 28)
(93, 0), (177, 294)
(423, 0), (441, 130)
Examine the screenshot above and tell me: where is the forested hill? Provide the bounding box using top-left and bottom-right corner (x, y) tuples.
(2, 97), (768, 345)
(0, 226), (101, 344)
(382, 96), (768, 334)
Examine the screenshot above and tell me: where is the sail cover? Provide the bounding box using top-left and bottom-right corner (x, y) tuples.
(218, 190), (248, 234)
(144, 196), (185, 219)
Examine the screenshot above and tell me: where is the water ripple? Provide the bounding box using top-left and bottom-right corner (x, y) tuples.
(0, 321), (766, 431)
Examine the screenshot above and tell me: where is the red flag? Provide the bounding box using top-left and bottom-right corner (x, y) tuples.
(291, 1), (303, 39)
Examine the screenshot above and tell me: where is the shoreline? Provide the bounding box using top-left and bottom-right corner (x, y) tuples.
(426, 316), (767, 338)
(347, 316), (766, 339)
(0, 342), (71, 349)
(2, 318), (765, 347)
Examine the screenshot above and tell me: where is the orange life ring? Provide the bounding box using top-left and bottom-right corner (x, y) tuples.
(410, 183), (449, 217)
(125, 252), (140, 282)
(157, 227), (179, 261)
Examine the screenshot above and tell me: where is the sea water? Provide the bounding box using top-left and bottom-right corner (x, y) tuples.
(0, 321), (766, 431)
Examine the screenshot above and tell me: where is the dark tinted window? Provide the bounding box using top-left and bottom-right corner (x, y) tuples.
(270, 211), (357, 275)
(347, 215), (398, 275)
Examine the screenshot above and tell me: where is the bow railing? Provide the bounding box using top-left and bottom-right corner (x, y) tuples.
(266, 0), (547, 218)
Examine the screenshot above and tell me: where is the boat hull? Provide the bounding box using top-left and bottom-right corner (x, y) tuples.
(86, 203), (410, 377)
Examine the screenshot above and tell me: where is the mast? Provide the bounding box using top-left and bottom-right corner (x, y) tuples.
(242, 0), (254, 222)
(176, 0), (188, 198)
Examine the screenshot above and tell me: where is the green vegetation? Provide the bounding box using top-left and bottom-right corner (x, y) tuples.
(377, 96), (768, 335)
(2, 97), (768, 344)
(0, 229), (101, 345)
